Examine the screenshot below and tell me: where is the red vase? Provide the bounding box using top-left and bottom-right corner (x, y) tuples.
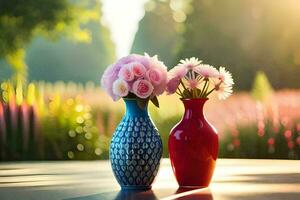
(168, 98), (218, 188)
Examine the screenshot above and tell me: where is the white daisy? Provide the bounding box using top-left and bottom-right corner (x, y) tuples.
(215, 83), (233, 100)
(219, 66), (234, 86)
(178, 57), (202, 70)
(194, 64), (219, 79)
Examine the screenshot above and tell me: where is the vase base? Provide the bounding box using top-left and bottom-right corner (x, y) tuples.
(121, 185), (152, 190)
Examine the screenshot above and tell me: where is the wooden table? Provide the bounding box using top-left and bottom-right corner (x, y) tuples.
(0, 159), (299, 200)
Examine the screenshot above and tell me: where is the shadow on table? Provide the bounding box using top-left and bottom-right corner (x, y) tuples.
(66, 188), (213, 200)
(173, 188), (213, 200)
(215, 173), (300, 184)
(213, 173), (300, 200)
(222, 193), (300, 200)
(66, 190), (156, 200)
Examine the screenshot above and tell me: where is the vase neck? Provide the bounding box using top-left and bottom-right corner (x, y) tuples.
(182, 98), (207, 119)
(124, 98), (148, 117)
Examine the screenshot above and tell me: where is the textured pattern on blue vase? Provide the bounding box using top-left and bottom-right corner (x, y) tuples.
(110, 114), (163, 188)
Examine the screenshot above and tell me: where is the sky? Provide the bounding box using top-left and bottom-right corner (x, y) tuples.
(102, 0), (148, 58)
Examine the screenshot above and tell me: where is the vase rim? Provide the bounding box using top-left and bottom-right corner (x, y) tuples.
(123, 97), (137, 100)
(123, 97), (149, 100)
(180, 98), (209, 101)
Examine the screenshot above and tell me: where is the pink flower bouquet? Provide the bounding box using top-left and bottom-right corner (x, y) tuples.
(101, 53), (168, 108)
(166, 57), (234, 99)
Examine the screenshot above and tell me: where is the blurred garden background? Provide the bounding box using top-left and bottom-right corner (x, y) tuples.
(0, 0), (300, 161)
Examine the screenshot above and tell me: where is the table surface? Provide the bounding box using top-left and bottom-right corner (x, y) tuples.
(0, 159), (299, 200)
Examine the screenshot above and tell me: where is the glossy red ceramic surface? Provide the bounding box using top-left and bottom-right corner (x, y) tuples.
(169, 98), (218, 188)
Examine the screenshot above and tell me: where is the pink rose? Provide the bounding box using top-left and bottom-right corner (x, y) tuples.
(118, 64), (134, 81)
(101, 53), (168, 101)
(112, 79), (129, 97)
(146, 55), (168, 96)
(152, 68), (168, 96)
(146, 68), (162, 85)
(153, 79), (167, 96)
(130, 62), (146, 77)
(117, 55), (136, 65)
(132, 79), (154, 98)
(101, 64), (122, 101)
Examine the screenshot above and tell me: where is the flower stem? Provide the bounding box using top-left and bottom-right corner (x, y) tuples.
(192, 89), (196, 98)
(180, 80), (192, 97)
(177, 87), (184, 96)
(196, 89), (201, 97)
(200, 80), (208, 97)
(176, 91), (182, 96)
(205, 87), (215, 97)
(204, 81), (210, 96)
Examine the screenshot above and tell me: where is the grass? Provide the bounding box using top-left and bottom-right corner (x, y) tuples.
(1, 81), (300, 160)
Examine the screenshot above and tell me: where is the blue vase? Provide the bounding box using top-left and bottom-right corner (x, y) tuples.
(110, 98), (163, 190)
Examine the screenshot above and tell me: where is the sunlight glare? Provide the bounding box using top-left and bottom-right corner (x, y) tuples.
(102, 0), (148, 58)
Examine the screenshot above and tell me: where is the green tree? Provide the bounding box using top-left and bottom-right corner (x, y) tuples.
(24, 3), (114, 83)
(0, 0), (114, 82)
(177, 0), (300, 90)
(251, 71), (273, 102)
(131, 0), (191, 67)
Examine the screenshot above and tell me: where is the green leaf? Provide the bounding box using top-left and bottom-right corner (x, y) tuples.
(182, 89), (192, 99)
(195, 88), (202, 98)
(150, 96), (159, 108)
(137, 98), (148, 109)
